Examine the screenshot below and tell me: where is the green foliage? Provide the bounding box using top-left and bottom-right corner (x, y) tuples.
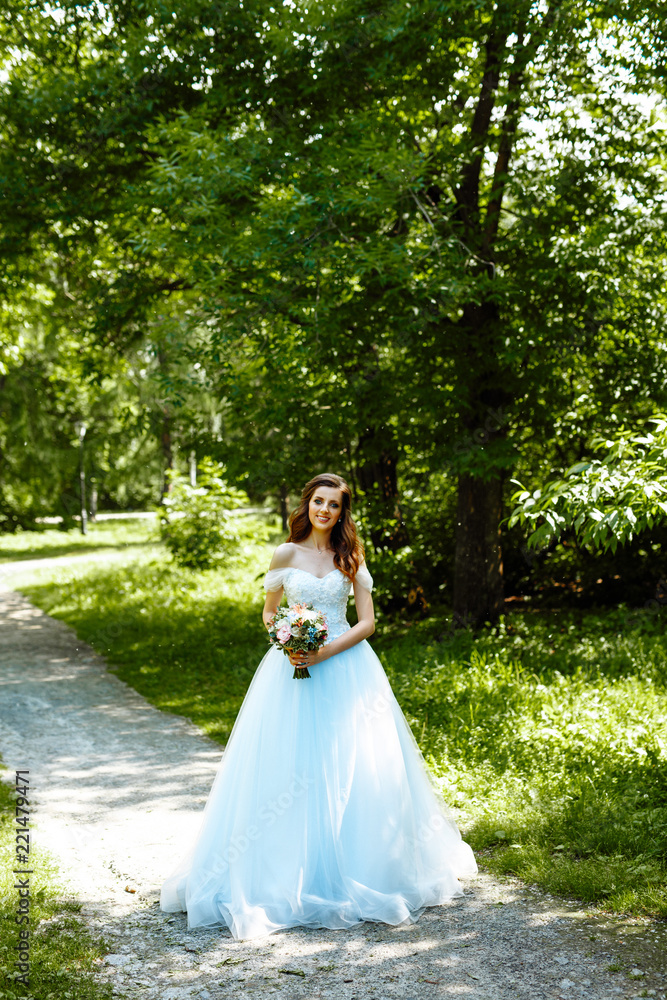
(0, 767), (113, 999)
(158, 459), (251, 570)
(354, 470), (458, 611)
(126, 0), (667, 485)
(508, 414), (667, 554)
(0, 319), (172, 527)
(12, 536), (667, 916)
(3, 0), (667, 613)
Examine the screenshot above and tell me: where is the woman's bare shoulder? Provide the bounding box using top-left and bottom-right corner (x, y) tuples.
(268, 542), (298, 570)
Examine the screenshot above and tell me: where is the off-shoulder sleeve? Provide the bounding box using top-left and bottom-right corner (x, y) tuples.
(353, 564), (374, 593)
(263, 569), (285, 592)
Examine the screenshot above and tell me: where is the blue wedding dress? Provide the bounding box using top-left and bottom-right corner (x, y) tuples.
(160, 565), (477, 940)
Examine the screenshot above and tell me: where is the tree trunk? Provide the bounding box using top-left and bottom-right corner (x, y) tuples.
(160, 406), (173, 499)
(157, 346), (174, 499)
(453, 469), (504, 626)
(279, 483), (289, 532)
(355, 432), (409, 550)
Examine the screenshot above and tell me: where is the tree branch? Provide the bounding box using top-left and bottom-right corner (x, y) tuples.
(482, 51), (524, 249)
(454, 10), (510, 235)
(483, 1), (565, 250)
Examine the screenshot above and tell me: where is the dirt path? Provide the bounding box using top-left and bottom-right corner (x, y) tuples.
(0, 571), (664, 1000)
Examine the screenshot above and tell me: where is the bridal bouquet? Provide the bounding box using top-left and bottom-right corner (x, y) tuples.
(267, 603), (328, 679)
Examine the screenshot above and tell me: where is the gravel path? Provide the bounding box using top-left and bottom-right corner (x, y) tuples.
(0, 571), (665, 1000)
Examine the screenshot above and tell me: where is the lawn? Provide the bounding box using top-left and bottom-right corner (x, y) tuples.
(3, 520), (666, 918)
(0, 517), (157, 564)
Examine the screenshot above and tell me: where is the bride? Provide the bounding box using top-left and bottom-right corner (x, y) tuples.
(160, 472), (477, 939)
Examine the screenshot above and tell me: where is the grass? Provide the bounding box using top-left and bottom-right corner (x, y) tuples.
(0, 764), (113, 999)
(383, 612), (667, 915)
(3, 520), (667, 918)
(0, 517), (157, 564)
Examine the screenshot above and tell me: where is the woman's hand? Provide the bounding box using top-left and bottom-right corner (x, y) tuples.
(287, 647), (326, 670)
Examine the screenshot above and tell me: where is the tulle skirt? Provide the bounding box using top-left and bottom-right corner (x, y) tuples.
(160, 638), (477, 940)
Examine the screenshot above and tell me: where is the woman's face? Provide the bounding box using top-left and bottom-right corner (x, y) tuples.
(307, 486), (344, 534)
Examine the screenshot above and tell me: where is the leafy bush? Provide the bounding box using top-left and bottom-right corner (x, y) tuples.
(508, 413), (667, 554)
(158, 459), (250, 570)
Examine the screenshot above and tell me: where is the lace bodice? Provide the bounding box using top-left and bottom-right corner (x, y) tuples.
(263, 566), (373, 640)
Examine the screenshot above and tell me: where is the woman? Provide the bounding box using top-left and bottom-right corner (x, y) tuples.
(160, 472), (477, 939)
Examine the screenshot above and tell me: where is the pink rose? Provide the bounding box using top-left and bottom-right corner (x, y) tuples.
(277, 624), (292, 644)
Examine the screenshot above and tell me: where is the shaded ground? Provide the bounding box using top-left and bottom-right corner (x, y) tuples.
(0, 562), (665, 1000)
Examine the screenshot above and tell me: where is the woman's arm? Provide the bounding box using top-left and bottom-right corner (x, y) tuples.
(289, 569), (375, 668)
(262, 542), (292, 630)
(263, 588), (283, 630)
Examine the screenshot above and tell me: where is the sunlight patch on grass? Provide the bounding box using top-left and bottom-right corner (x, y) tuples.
(0, 518), (157, 564)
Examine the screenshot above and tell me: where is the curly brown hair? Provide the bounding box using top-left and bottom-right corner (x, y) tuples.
(287, 473), (364, 581)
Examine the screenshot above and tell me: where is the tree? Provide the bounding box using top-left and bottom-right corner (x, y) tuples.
(131, 0), (667, 621)
(159, 459), (251, 570)
(3, 1), (667, 624)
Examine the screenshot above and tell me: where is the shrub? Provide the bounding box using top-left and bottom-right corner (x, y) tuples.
(158, 459), (250, 570)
